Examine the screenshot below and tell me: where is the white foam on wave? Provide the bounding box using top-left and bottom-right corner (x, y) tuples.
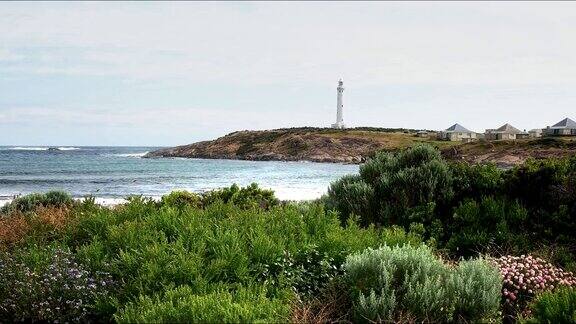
(8, 147), (48, 151)
(4, 147), (81, 151)
(266, 186), (326, 201)
(0, 197), (150, 208)
(112, 152), (149, 157)
(57, 147), (81, 151)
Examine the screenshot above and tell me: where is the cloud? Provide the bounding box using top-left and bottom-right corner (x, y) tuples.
(1, 2), (576, 145)
(0, 48), (22, 61)
(2, 2), (576, 86)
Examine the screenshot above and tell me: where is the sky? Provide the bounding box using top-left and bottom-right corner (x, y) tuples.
(1, 2), (576, 146)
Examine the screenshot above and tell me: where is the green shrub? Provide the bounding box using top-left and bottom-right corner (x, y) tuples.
(325, 175), (374, 225)
(202, 183), (279, 209)
(161, 190), (202, 209)
(58, 199), (421, 320)
(447, 196), (528, 256)
(451, 162), (504, 201)
(115, 285), (291, 323)
(327, 145), (453, 229)
(44, 190), (74, 207)
(1, 191), (73, 214)
(527, 288), (576, 324)
(328, 146), (576, 267)
(343, 245), (501, 323)
(451, 258), (502, 322)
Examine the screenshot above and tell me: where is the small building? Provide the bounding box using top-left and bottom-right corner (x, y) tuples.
(545, 118), (576, 136)
(529, 129), (543, 138)
(438, 123), (477, 142)
(485, 123), (529, 140)
(416, 130), (428, 138)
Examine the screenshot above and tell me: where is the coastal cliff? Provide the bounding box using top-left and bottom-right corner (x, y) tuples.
(144, 127), (448, 163)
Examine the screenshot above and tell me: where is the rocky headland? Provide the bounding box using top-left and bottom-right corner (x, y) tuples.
(145, 128), (576, 167)
(144, 127), (446, 164)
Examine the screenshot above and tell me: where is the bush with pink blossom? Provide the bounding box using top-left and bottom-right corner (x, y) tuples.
(491, 254), (576, 319)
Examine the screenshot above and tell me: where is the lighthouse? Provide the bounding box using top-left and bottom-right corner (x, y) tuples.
(331, 79), (345, 129)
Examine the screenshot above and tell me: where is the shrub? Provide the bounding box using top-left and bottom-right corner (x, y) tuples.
(1, 191), (73, 214)
(202, 183), (279, 209)
(0, 206), (73, 248)
(327, 144), (453, 229)
(325, 175), (374, 225)
(492, 255), (576, 319)
(447, 196), (528, 256)
(527, 288), (576, 323)
(161, 190), (202, 209)
(115, 285), (291, 323)
(343, 245), (501, 323)
(253, 245), (343, 299)
(58, 199), (421, 320)
(0, 247), (114, 323)
(451, 162), (504, 201)
(451, 258), (502, 322)
(328, 147), (576, 267)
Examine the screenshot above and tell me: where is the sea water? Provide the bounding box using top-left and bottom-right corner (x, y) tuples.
(0, 146), (358, 203)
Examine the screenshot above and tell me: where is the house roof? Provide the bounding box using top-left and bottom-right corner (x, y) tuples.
(445, 123), (472, 133)
(494, 123), (524, 134)
(551, 118), (576, 129)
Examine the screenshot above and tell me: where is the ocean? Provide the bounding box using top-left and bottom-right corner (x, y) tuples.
(0, 146), (358, 203)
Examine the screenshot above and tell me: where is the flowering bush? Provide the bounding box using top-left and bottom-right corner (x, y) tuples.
(0, 248), (114, 323)
(492, 255), (576, 319)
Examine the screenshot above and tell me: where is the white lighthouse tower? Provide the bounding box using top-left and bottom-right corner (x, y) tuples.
(331, 78), (345, 129)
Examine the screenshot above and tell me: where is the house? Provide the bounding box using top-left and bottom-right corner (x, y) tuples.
(438, 123), (477, 142)
(545, 118), (576, 136)
(485, 123), (529, 140)
(416, 130), (428, 138)
(529, 129), (543, 138)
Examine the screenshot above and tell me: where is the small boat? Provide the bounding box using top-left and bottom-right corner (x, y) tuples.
(47, 147), (60, 151)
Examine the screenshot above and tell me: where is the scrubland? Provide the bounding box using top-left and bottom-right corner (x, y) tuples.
(1, 145), (575, 323)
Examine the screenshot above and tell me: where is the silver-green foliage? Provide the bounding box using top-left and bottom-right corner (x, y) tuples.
(451, 258), (502, 321)
(344, 245), (501, 323)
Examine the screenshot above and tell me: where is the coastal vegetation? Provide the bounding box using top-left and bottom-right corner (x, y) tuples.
(1, 144), (575, 323)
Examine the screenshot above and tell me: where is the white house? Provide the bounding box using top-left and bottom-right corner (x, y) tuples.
(545, 118), (576, 136)
(529, 129), (543, 138)
(438, 123), (477, 142)
(485, 123), (529, 140)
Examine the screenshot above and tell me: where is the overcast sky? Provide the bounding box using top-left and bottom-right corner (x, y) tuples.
(1, 2), (576, 146)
